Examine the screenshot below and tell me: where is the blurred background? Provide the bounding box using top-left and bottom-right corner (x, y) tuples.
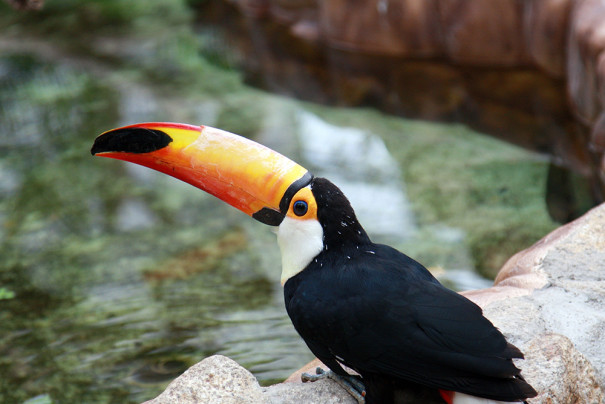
(0, 1), (598, 403)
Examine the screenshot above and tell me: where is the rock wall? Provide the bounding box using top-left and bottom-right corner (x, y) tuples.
(217, 0), (605, 200)
(3, 0), (43, 9)
(233, 0), (577, 78)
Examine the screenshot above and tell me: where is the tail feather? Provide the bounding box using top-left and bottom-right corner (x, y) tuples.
(503, 342), (524, 360)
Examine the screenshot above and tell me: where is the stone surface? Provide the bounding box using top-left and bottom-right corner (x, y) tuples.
(567, 0), (605, 124)
(143, 355), (267, 404)
(476, 202), (605, 383)
(453, 202), (605, 403)
(143, 354), (356, 404)
(264, 379), (356, 404)
(523, 334), (604, 404)
(525, 0), (571, 77)
(145, 204), (605, 403)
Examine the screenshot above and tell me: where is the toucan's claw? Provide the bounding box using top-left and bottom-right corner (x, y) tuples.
(300, 366), (327, 383)
(302, 367), (366, 404)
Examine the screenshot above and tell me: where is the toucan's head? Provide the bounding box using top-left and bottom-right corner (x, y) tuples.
(91, 122), (369, 284)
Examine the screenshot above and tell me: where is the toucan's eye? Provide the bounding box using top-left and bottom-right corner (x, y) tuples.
(293, 200), (308, 216)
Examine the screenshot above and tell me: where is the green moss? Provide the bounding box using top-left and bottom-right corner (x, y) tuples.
(213, 93), (266, 138)
(0, 288), (15, 300)
(0, 0), (243, 96)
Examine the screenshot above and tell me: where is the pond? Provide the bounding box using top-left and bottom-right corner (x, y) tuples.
(0, 15), (559, 404)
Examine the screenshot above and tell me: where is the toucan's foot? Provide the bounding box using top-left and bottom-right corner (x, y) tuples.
(301, 367), (366, 403)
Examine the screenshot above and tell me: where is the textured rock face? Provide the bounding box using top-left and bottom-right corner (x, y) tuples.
(143, 354), (357, 404)
(471, 200), (605, 376)
(145, 204), (605, 403)
(235, 0), (573, 73)
(460, 203), (605, 403)
(523, 334), (603, 403)
(209, 0), (605, 198)
(264, 379), (357, 403)
(144, 355), (268, 404)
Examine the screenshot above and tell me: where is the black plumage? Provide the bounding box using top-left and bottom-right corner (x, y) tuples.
(284, 178), (537, 403)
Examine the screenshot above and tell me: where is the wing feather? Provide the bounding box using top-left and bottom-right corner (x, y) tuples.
(285, 243), (524, 395)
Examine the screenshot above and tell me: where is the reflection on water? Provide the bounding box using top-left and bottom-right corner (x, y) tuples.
(297, 111), (416, 241)
(0, 49), (555, 404)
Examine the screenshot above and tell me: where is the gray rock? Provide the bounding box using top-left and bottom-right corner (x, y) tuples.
(264, 379), (356, 404)
(143, 355), (267, 404)
(464, 203), (605, 403)
(143, 355), (356, 404)
(523, 334), (603, 403)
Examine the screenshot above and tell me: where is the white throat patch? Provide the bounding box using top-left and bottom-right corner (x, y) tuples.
(277, 216), (324, 285)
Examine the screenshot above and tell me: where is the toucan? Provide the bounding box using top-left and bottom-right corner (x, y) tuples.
(91, 122), (538, 404)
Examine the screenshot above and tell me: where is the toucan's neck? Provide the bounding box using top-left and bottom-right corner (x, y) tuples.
(321, 214), (371, 252)
(277, 177), (371, 286)
(311, 177), (371, 251)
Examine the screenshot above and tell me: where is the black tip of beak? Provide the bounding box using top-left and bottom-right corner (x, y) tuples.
(91, 127), (173, 156)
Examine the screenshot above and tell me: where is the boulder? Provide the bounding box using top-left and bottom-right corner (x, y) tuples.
(144, 203), (605, 403)
(143, 354), (356, 404)
(472, 201), (605, 402)
(143, 355), (267, 404)
(522, 334), (603, 403)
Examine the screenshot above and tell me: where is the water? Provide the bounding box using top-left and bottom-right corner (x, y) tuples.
(0, 45), (556, 404)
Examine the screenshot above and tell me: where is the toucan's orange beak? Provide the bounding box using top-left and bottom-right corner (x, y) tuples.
(91, 122), (312, 225)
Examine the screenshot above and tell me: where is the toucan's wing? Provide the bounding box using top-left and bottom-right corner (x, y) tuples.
(286, 244), (534, 400)
(359, 280), (521, 377)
